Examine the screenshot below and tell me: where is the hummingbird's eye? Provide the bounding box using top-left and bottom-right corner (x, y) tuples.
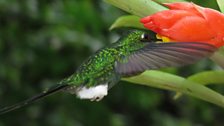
(140, 33), (151, 42)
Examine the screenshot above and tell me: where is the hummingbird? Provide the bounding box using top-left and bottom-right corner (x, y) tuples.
(0, 30), (217, 115)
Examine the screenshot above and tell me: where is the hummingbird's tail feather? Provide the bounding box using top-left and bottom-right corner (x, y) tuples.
(0, 84), (69, 115)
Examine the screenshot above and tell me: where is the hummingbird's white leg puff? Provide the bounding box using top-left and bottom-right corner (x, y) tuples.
(76, 84), (108, 101)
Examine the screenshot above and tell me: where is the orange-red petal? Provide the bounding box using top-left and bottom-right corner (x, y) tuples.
(160, 16), (216, 42)
(141, 10), (198, 32)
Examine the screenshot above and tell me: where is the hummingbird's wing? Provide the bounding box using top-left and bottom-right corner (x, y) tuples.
(0, 84), (69, 115)
(115, 42), (217, 77)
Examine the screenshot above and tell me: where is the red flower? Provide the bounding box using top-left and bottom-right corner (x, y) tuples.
(140, 2), (224, 48)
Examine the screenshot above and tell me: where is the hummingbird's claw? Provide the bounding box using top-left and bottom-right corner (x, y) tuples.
(90, 95), (104, 102)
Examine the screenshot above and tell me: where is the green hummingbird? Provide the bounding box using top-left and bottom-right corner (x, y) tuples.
(0, 30), (217, 115)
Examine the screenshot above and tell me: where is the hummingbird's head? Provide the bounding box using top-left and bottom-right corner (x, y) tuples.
(118, 30), (155, 49)
(124, 30), (156, 44)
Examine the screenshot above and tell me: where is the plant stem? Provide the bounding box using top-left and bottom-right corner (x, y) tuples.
(210, 51), (224, 69)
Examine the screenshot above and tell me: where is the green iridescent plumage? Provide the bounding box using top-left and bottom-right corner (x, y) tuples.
(62, 30), (146, 87)
(0, 30), (217, 115)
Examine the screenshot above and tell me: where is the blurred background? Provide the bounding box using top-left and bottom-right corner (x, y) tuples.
(0, 0), (224, 126)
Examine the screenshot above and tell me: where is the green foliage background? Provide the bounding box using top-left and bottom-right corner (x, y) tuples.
(0, 0), (223, 126)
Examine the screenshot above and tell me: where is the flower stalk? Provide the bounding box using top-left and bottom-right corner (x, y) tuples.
(123, 70), (224, 107)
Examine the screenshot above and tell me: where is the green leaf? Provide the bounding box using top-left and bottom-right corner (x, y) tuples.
(122, 70), (224, 108)
(187, 71), (224, 85)
(109, 15), (146, 30)
(152, 0), (186, 4)
(104, 0), (167, 17)
(216, 0), (224, 13)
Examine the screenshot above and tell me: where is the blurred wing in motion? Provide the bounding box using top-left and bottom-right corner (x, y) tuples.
(116, 42), (217, 77)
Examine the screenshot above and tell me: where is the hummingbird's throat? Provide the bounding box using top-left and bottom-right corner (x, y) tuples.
(156, 34), (172, 42)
